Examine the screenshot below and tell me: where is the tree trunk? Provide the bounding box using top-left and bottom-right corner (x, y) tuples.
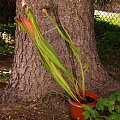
(2, 0), (120, 102)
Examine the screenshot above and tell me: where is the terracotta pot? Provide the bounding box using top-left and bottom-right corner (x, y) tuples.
(68, 91), (98, 120)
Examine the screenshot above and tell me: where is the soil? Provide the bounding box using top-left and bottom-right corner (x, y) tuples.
(0, 94), (71, 120)
(0, 52), (120, 120)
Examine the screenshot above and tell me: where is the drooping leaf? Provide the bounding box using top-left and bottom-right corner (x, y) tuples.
(15, 18), (28, 34)
(20, 17), (35, 39)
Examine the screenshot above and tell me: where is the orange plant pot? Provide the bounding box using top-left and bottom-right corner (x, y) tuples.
(68, 91), (98, 120)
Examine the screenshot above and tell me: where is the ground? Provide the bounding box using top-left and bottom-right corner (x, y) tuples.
(0, 93), (71, 120)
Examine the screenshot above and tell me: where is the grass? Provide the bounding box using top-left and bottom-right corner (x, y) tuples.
(94, 11), (120, 26)
(94, 14), (120, 69)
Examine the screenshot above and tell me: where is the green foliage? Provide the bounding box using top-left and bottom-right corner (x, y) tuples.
(0, 23), (16, 33)
(0, 23), (15, 55)
(0, 72), (10, 82)
(0, 38), (14, 55)
(83, 90), (120, 120)
(95, 15), (120, 68)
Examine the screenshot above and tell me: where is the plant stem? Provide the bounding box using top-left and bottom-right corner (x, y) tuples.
(47, 1), (78, 80)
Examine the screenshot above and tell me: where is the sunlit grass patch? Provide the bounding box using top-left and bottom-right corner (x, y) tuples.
(94, 10), (120, 26)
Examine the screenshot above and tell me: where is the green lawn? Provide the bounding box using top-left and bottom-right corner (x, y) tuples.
(95, 12), (120, 70)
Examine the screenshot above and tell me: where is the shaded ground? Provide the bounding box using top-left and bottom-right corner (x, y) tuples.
(0, 94), (71, 120)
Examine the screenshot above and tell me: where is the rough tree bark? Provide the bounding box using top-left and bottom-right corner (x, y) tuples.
(2, 0), (120, 102)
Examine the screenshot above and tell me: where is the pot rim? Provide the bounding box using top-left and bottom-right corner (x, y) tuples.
(68, 91), (98, 108)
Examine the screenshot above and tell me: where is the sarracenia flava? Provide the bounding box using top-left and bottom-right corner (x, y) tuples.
(15, 3), (89, 103)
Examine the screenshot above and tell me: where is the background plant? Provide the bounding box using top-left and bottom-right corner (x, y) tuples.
(0, 71), (10, 83)
(83, 90), (120, 120)
(0, 37), (14, 55)
(0, 23), (15, 55)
